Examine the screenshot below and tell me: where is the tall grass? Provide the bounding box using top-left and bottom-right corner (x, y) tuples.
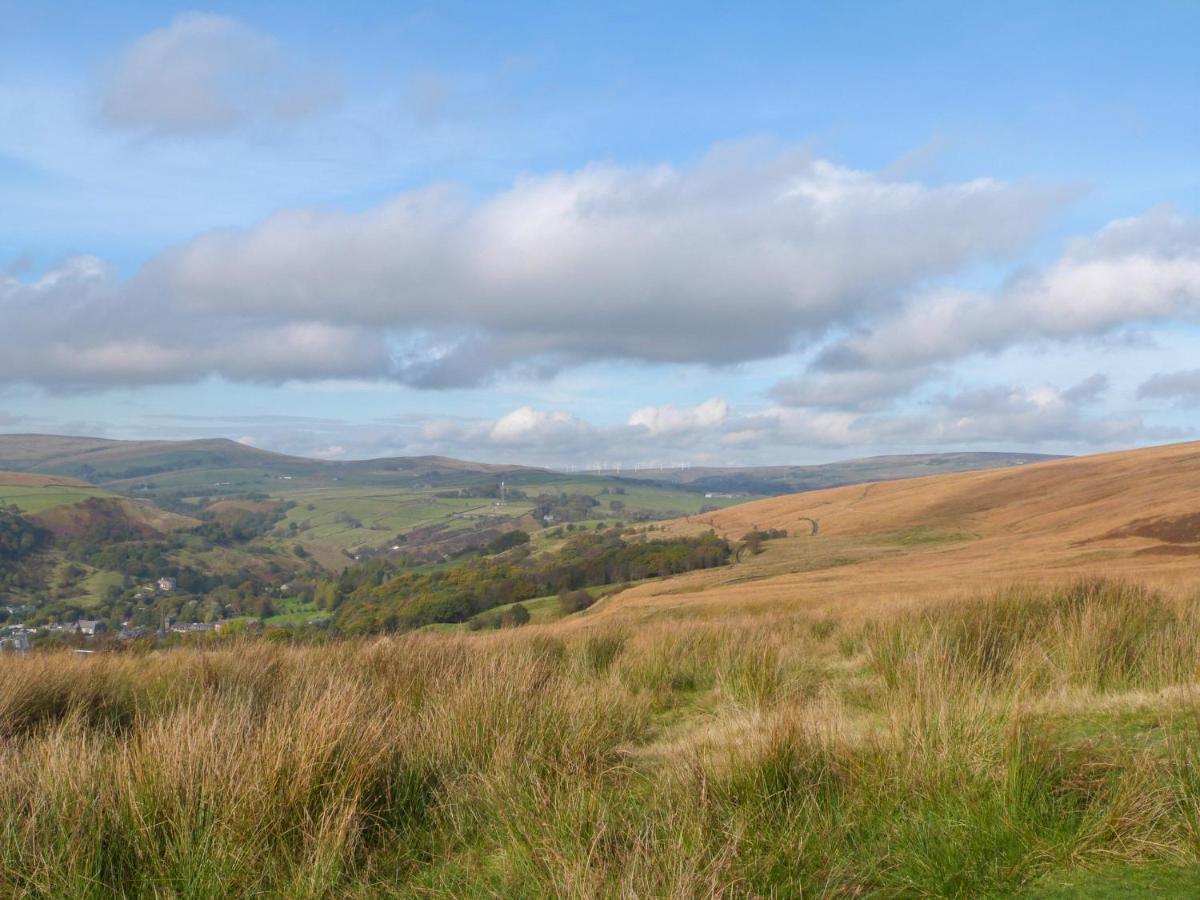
(1, 579), (1199, 895)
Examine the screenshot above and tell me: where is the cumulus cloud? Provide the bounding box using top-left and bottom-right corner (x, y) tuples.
(770, 368), (934, 411)
(763, 378), (1158, 449)
(99, 12), (339, 135)
(396, 378), (1161, 468)
(813, 207), (1200, 374)
(103, 377), (1176, 467)
(0, 145), (1067, 390)
(0, 257), (389, 388)
(488, 407), (591, 445)
(628, 398), (728, 435)
(1138, 369), (1200, 407)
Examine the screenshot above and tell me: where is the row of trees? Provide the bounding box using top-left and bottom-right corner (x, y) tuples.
(324, 530), (732, 634)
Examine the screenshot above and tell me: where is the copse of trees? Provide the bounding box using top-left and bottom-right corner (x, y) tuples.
(559, 589), (595, 614)
(739, 528), (788, 556)
(191, 502), (295, 546)
(0, 504), (46, 563)
(325, 531), (731, 634)
(0, 505), (50, 592)
(485, 530), (531, 555)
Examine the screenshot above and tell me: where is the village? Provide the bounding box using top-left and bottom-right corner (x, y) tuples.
(0, 574), (234, 652)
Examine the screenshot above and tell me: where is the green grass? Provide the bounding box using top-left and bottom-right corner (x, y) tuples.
(78, 569), (126, 604)
(276, 486), (532, 550)
(0, 484), (110, 514)
(1023, 863), (1200, 897)
(268, 479), (758, 558)
(264, 596), (327, 626)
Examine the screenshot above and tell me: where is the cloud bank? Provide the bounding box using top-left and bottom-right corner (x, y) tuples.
(0, 145), (1068, 390)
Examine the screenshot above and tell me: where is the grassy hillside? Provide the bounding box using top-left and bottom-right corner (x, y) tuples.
(3, 579), (1200, 895)
(607, 439), (1200, 619)
(0, 472), (111, 514)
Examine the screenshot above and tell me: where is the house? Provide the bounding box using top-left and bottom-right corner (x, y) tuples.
(0, 631), (30, 653)
(77, 620), (106, 637)
(171, 622), (216, 634)
(157, 577), (177, 593)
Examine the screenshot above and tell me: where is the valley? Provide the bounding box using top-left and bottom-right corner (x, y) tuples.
(5, 435), (1200, 895)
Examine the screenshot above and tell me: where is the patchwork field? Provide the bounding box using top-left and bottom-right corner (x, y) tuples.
(273, 479), (751, 558)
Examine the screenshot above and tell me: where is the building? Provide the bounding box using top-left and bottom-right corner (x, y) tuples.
(77, 620), (106, 636)
(171, 622), (216, 634)
(0, 631), (31, 653)
(157, 577), (177, 593)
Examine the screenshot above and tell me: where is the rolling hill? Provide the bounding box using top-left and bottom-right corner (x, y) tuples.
(0, 435), (1073, 566)
(593, 451), (1061, 495)
(606, 440), (1200, 620)
(0, 472), (197, 537)
(0, 434), (535, 494)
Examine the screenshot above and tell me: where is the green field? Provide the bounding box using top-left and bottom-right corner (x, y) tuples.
(0, 484), (110, 514)
(269, 479), (757, 556)
(277, 487), (533, 550)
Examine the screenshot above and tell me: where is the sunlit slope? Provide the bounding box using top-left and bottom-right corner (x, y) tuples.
(607, 441), (1200, 618)
(0, 471), (197, 534)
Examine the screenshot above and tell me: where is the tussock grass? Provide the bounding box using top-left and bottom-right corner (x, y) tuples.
(3, 578), (1200, 895)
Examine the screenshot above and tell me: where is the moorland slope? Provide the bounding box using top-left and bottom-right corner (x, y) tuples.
(610, 440), (1200, 618)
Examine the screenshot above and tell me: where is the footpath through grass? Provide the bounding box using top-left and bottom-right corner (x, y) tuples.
(1, 578), (1200, 895)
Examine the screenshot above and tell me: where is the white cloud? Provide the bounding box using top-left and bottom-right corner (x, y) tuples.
(99, 12), (339, 135)
(814, 207), (1200, 374)
(770, 368), (933, 410)
(0, 145), (1067, 390)
(488, 407), (590, 445)
(628, 398), (727, 435)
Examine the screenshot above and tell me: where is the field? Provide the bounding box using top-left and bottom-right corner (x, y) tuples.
(0, 473), (111, 515)
(272, 479), (750, 558)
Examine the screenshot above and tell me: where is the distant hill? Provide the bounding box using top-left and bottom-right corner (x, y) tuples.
(0, 436), (1059, 501)
(0, 434), (539, 496)
(593, 451), (1063, 496)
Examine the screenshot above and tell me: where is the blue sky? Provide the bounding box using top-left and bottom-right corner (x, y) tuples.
(1, 1), (1198, 465)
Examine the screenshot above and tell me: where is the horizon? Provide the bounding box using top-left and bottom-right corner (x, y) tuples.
(0, 428), (1074, 471)
(3, 2), (1199, 467)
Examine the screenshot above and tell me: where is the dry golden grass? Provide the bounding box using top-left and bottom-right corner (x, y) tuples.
(3, 579), (1200, 895)
(601, 440), (1200, 622)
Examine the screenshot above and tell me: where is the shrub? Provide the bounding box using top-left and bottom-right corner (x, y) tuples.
(559, 589), (595, 614)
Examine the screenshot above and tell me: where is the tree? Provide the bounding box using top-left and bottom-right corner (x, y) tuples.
(486, 530), (530, 555)
(559, 589), (595, 614)
(502, 603), (530, 627)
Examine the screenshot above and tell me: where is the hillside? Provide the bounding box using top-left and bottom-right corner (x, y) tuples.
(594, 451), (1061, 495)
(0, 434), (535, 493)
(609, 440), (1200, 619)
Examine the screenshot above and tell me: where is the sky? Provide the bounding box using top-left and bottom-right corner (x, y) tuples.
(1, 1), (1198, 467)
